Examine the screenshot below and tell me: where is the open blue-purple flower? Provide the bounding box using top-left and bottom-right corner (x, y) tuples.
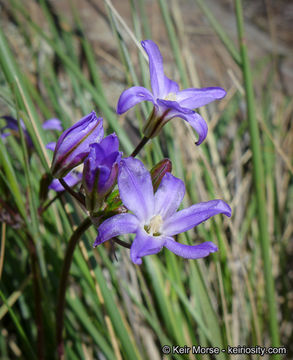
(51, 111), (104, 178)
(82, 134), (122, 212)
(117, 40), (226, 144)
(94, 157), (231, 265)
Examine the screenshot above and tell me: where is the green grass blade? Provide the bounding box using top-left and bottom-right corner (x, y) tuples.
(235, 0), (280, 353)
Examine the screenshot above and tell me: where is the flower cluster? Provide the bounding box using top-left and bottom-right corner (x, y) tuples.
(46, 39), (231, 265)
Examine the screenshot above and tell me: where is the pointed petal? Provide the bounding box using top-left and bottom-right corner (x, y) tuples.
(99, 133), (120, 153)
(176, 87), (226, 109)
(118, 158), (155, 221)
(154, 173), (185, 220)
(141, 40), (179, 99)
(182, 112), (208, 145)
(94, 213), (139, 247)
(116, 86), (154, 114)
(141, 40), (165, 98)
(130, 229), (165, 265)
(42, 118), (63, 131)
(157, 99), (208, 145)
(164, 238), (218, 259)
(162, 200), (232, 236)
(52, 112), (104, 177)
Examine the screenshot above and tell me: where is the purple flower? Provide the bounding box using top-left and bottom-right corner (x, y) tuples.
(49, 171), (82, 192)
(46, 142), (82, 192)
(82, 134), (122, 212)
(1, 115), (62, 148)
(94, 157), (231, 265)
(117, 40), (226, 144)
(51, 111), (104, 178)
(42, 118), (63, 131)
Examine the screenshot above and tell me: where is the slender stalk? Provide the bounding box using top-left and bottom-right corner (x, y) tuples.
(56, 217), (92, 359)
(130, 136), (150, 157)
(59, 178), (85, 205)
(235, 0), (280, 353)
(0, 223), (6, 280)
(39, 192), (64, 215)
(195, 0), (241, 66)
(112, 237), (131, 249)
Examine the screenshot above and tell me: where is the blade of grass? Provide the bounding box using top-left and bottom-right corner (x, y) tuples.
(9, 0), (133, 154)
(234, 0), (280, 353)
(195, 0), (242, 66)
(0, 289), (37, 359)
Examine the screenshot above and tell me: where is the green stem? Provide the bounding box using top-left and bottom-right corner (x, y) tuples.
(56, 217), (92, 359)
(130, 136), (150, 157)
(59, 178), (85, 206)
(235, 0), (280, 353)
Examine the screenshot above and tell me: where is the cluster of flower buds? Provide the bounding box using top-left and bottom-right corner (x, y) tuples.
(48, 39), (231, 265)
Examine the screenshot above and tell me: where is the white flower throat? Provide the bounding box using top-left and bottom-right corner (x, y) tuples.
(164, 92), (177, 101)
(144, 215), (163, 236)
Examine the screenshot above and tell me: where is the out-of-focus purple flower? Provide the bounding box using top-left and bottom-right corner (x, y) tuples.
(94, 157), (231, 265)
(49, 172), (82, 192)
(51, 111), (104, 178)
(0, 115), (62, 148)
(83, 134), (122, 213)
(42, 118), (63, 131)
(0, 116), (33, 147)
(117, 40), (226, 144)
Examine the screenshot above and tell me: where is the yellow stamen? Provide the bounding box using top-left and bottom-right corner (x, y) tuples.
(164, 92), (177, 101)
(145, 215), (163, 236)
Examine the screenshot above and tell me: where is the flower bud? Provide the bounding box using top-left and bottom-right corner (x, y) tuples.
(150, 158), (172, 192)
(82, 134), (122, 213)
(51, 111), (103, 178)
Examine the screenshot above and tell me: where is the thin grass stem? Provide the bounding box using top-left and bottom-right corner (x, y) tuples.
(235, 0), (280, 353)
(56, 217), (92, 359)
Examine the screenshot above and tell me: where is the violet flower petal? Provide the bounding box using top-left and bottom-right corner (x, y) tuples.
(179, 112), (208, 145)
(117, 86), (154, 115)
(94, 213), (139, 247)
(99, 133), (119, 153)
(164, 238), (218, 259)
(83, 138), (121, 195)
(42, 118), (63, 131)
(49, 171), (82, 192)
(176, 87), (226, 109)
(46, 142), (56, 151)
(142, 40), (179, 98)
(163, 200), (232, 236)
(51, 111), (104, 178)
(130, 229), (165, 265)
(157, 99), (208, 145)
(154, 173), (185, 220)
(118, 157), (155, 221)
(0, 116), (33, 147)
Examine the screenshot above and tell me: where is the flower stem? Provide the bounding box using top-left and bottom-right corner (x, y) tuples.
(112, 237), (131, 249)
(235, 0), (280, 354)
(130, 136), (150, 157)
(39, 192), (64, 215)
(59, 178), (85, 205)
(56, 217), (92, 359)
